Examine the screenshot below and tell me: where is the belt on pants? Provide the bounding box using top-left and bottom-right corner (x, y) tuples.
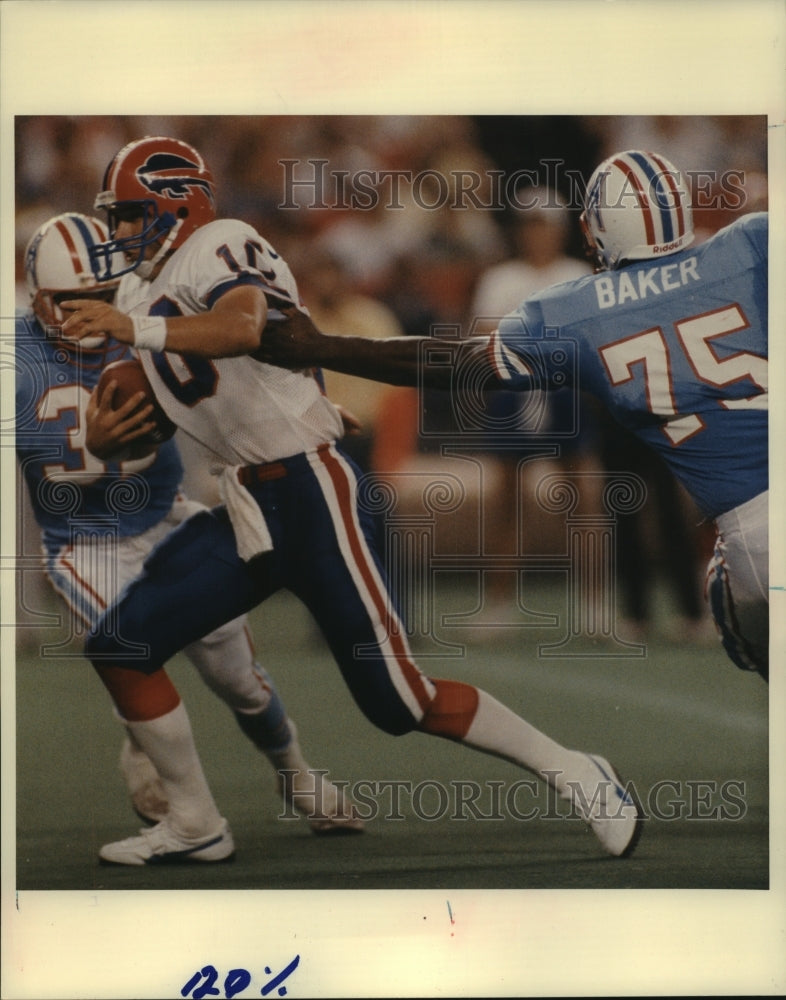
(237, 462), (288, 487)
(236, 444), (334, 488)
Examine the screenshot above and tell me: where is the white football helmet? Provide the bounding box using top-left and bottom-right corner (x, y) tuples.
(24, 212), (123, 348)
(580, 150), (694, 270)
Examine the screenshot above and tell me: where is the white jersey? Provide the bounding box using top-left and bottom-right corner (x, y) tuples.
(118, 218), (344, 467)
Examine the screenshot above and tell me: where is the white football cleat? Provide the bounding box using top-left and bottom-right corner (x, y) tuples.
(118, 737), (169, 825)
(99, 818), (235, 866)
(564, 754), (643, 857)
(278, 768), (365, 835)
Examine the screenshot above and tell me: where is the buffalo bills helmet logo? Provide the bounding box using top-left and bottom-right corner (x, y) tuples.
(135, 153), (215, 203)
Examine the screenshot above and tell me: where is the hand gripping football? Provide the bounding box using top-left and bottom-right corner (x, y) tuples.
(97, 358), (177, 445)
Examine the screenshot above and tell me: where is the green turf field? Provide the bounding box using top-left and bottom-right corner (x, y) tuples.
(14, 576), (768, 892)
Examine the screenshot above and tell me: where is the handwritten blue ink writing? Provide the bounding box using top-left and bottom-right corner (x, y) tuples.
(181, 956), (300, 999)
(261, 956), (301, 997)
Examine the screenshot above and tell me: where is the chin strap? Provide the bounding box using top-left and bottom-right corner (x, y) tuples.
(136, 218), (183, 280)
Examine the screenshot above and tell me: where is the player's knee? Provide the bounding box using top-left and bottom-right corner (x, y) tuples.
(195, 617), (243, 649)
(358, 699), (418, 737)
(378, 716), (417, 737)
(85, 606), (157, 673)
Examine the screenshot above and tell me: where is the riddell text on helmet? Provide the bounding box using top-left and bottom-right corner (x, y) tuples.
(653, 238), (690, 254)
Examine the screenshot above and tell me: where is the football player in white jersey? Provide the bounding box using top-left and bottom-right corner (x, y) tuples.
(62, 136), (643, 865)
(19, 212), (363, 863)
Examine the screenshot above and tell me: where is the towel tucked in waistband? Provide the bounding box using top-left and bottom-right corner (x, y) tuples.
(216, 464), (274, 561)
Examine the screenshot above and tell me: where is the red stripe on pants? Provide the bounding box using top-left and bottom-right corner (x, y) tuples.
(317, 445), (434, 716)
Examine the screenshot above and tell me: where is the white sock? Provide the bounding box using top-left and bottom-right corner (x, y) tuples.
(126, 702), (223, 838)
(462, 690), (584, 794)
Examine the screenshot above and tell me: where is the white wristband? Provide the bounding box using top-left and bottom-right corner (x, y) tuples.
(131, 315), (167, 352)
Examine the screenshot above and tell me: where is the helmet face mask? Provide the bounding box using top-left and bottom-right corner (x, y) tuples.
(578, 211), (604, 273)
(90, 198), (176, 280)
(24, 213), (123, 361)
(582, 150), (694, 270)
(91, 136), (216, 280)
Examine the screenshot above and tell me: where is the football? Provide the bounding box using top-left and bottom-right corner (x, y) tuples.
(97, 358), (177, 445)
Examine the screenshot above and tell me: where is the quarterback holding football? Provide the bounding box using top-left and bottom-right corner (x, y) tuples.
(61, 136), (643, 865)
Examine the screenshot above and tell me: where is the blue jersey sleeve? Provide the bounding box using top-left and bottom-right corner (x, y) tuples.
(492, 214), (768, 519)
(738, 211), (767, 262)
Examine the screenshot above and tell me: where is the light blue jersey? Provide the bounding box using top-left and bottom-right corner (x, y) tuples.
(15, 311), (184, 551)
(490, 213), (768, 520)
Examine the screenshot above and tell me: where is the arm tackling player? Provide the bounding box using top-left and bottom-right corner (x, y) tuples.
(261, 150), (769, 682)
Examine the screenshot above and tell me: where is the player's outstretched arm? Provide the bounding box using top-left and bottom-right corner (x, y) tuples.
(60, 286), (268, 359)
(261, 308), (492, 390)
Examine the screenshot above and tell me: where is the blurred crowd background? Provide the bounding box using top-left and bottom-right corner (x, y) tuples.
(15, 115), (767, 316)
(14, 114), (768, 640)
